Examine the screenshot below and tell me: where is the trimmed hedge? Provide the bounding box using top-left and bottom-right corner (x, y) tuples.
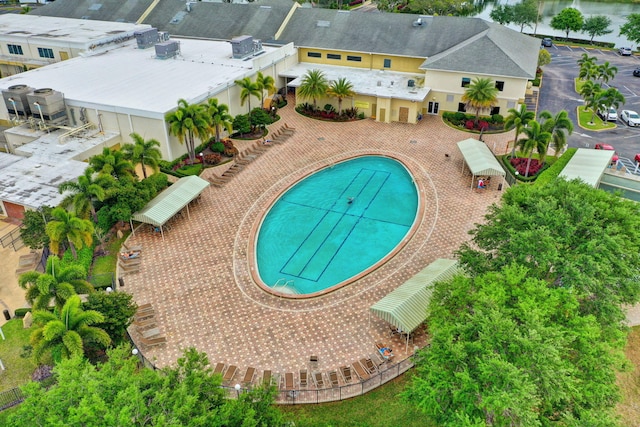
(533, 148), (577, 187)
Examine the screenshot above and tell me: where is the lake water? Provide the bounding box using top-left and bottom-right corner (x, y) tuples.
(474, 0), (640, 48)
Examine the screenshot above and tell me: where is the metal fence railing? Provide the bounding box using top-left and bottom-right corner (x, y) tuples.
(0, 387), (24, 411)
(0, 226), (23, 251)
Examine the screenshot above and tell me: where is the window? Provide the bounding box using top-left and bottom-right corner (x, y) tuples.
(8, 44), (23, 55)
(507, 101), (516, 109)
(307, 52), (321, 58)
(383, 58), (391, 68)
(38, 47), (54, 59)
(347, 55), (361, 62)
(461, 77), (471, 88)
(495, 81), (504, 91)
(490, 107), (500, 115)
(457, 103), (467, 112)
(327, 53), (341, 60)
(446, 94), (454, 102)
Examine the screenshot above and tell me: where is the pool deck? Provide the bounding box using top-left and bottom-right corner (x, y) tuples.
(123, 103), (513, 384)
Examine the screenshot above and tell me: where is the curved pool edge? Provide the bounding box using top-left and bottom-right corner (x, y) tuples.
(247, 151), (426, 299)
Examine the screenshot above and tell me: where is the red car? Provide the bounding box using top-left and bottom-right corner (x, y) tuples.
(635, 153), (640, 164)
(595, 143), (619, 163)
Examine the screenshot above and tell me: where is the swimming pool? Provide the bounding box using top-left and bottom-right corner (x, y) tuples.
(255, 156), (419, 297)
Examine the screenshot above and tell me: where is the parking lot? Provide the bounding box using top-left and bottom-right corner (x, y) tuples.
(538, 45), (640, 165)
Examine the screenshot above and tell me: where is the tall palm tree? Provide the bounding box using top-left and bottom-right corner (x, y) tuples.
(46, 207), (94, 260)
(577, 53), (597, 81)
(326, 77), (355, 114)
(596, 61), (618, 84)
(256, 72), (276, 109)
(165, 99), (210, 165)
(577, 53), (596, 69)
(539, 110), (574, 157)
(298, 69), (329, 112)
(234, 77), (261, 116)
(30, 295), (111, 363)
(597, 87), (625, 112)
(19, 256), (94, 311)
(504, 105), (535, 158)
(58, 167), (110, 221)
(518, 120), (552, 176)
(206, 98), (233, 143)
(122, 133), (162, 179)
(461, 77), (499, 126)
(89, 147), (136, 181)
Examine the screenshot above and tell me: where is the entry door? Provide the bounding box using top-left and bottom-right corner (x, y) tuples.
(60, 52), (69, 61)
(398, 107), (409, 123)
(371, 103), (377, 119)
(428, 102), (439, 114)
(3, 202), (24, 220)
(379, 108), (386, 122)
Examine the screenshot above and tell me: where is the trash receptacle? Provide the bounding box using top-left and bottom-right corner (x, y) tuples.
(3, 309), (10, 321)
(118, 277), (125, 288)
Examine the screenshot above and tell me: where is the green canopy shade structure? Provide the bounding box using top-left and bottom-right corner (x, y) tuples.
(370, 258), (459, 352)
(456, 138), (506, 189)
(130, 175), (209, 240)
(559, 148), (614, 188)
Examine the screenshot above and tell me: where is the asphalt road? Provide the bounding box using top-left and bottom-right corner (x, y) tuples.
(538, 45), (640, 164)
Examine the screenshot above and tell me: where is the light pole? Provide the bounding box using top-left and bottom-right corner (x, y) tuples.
(234, 383), (241, 398)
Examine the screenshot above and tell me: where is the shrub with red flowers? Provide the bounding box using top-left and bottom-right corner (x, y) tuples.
(348, 0), (363, 5)
(510, 157), (543, 177)
(478, 120), (489, 131)
(204, 153), (222, 165)
(465, 120), (475, 130)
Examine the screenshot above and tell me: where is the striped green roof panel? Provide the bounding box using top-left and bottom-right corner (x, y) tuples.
(457, 138), (506, 177)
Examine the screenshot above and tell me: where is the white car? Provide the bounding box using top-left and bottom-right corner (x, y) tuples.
(598, 106), (618, 122)
(619, 47), (633, 56)
(621, 110), (640, 127)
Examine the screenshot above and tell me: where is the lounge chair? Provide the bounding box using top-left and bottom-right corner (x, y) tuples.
(284, 123), (296, 130)
(213, 363), (226, 375)
(262, 370), (272, 386)
(371, 352), (385, 367)
(340, 366), (352, 383)
(313, 372), (325, 388)
(134, 317), (156, 330)
(134, 311), (154, 323)
(223, 365), (238, 384)
(140, 335), (166, 347)
(119, 263), (140, 274)
(242, 367), (256, 386)
(123, 242), (143, 252)
(141, 327), (161, 339)
(352, 361), (370, 381)
(299, 369), (308, 388)
(363, 357), (378, 374)
(283, 372), (294, 390)
(328, 370), (339, 388)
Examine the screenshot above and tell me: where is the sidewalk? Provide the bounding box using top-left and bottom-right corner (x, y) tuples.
(0, 221), (30, 327)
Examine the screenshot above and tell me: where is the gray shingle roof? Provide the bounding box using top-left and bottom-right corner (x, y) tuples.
(29, 0), (153, 23)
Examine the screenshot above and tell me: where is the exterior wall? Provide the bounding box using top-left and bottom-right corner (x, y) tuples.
(390, 98), (420, 124)
(298, 47), (424, 73)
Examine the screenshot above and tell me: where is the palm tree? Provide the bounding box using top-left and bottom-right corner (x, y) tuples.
(577, 54), (597, 80)
(298, 69), (329, 112)
(58, 167), (110, 221)
(504, 105), (535, 158)
(19, 256), (94, 311)
(256, 72), (276, 109)
(518, 120), (552, 176)
(206, 98), (233, 143)
(89, 147), (136, 181)
(46, 207), (94, 259)
(577, 53), (596, 69)
(30, 295), (111, 363)
(461, 77), (499, 126)
(165, 99), (210, 165)
(122, 133), (162, 179)
(234, 77), (261, 116)
(539, 110), (574, 156)
(597, 87), (625, 112)
(596, 61), (618, 84)
(326, 78), (355, 115)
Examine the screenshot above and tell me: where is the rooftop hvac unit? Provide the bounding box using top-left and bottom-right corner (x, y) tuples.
(408, 79), (415, 87)
(158, 31), (170, 42)
(155, 40), (180, 59)
(26, 88), (67, 124)
(412, 18), (424, 27)
(230, 35), (255, 59)
(135, 28), (159, 49)
(2, 84), (34, 117)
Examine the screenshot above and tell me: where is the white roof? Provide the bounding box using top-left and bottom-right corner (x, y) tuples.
(560, 148), (614, 187)
(0, 38), (285, 118)
(282, 62), (430, 101)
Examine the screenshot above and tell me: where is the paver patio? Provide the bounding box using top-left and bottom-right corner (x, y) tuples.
(123, 102), (513, 384)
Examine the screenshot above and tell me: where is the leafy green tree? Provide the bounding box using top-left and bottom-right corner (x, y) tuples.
(46, 207), (94, 260)
(596, 61), (618, 84)
(518, 120), (551, 173)
(582, 15), (612, 44)
(89, 147), (136, 181)
(326, 77), (355, 114)
(550, 7), (584, 40)
(206, 98), (233, 143)
(255, 71), (276, 109)
(538, 48), (551, 68)
(19, 255), (94, 311)
(20, 206), (52, 250)
(30, 295), (110, 363)
(504, 104), (535, 158)
(58, 167), (111, 221)
(512, 0), (538, 32)
(297, 69), (329, 112)
(234, 76), (261, 116)
(232, 114), (251, 137)
(165, 98), (210, 165)
(619, 13), (640, 48)
(538, 110), (574, 156)
(490, 4), (513, 25)
(249, 107), (272, 131)
(406, 0), (475, 16)
(83, 291), (137, 345)
(121, 133), (162, 180)
(461, 77), (499, 126)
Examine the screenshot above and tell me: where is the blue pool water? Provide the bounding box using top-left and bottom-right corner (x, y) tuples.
(255, 156), (419, 296)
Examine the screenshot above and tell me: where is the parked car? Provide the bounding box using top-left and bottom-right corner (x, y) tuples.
(621, 110), (640, 127)
(597, 106), (618, 122)
(619, 47), (633, 56)
(635, 153), (640, 164)
(595, 143), (619, 163)
(634, 68), (640, 77)
(541, 38), (552, 47)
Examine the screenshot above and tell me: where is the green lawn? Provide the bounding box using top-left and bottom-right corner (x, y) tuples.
(577, 106), (616, 131)
(0, 319), (36, 392)
(90, 231), (129, 288)
(281, 375), (433, 427)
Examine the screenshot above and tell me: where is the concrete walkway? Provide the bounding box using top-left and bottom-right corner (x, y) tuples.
(0, 221), (30, 327)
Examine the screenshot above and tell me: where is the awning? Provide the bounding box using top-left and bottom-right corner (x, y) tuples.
(131, 175), (209, 227)
(370, 259), (459, 335)
(457, 138), (506, 177)
(559, 148), (614, 188)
